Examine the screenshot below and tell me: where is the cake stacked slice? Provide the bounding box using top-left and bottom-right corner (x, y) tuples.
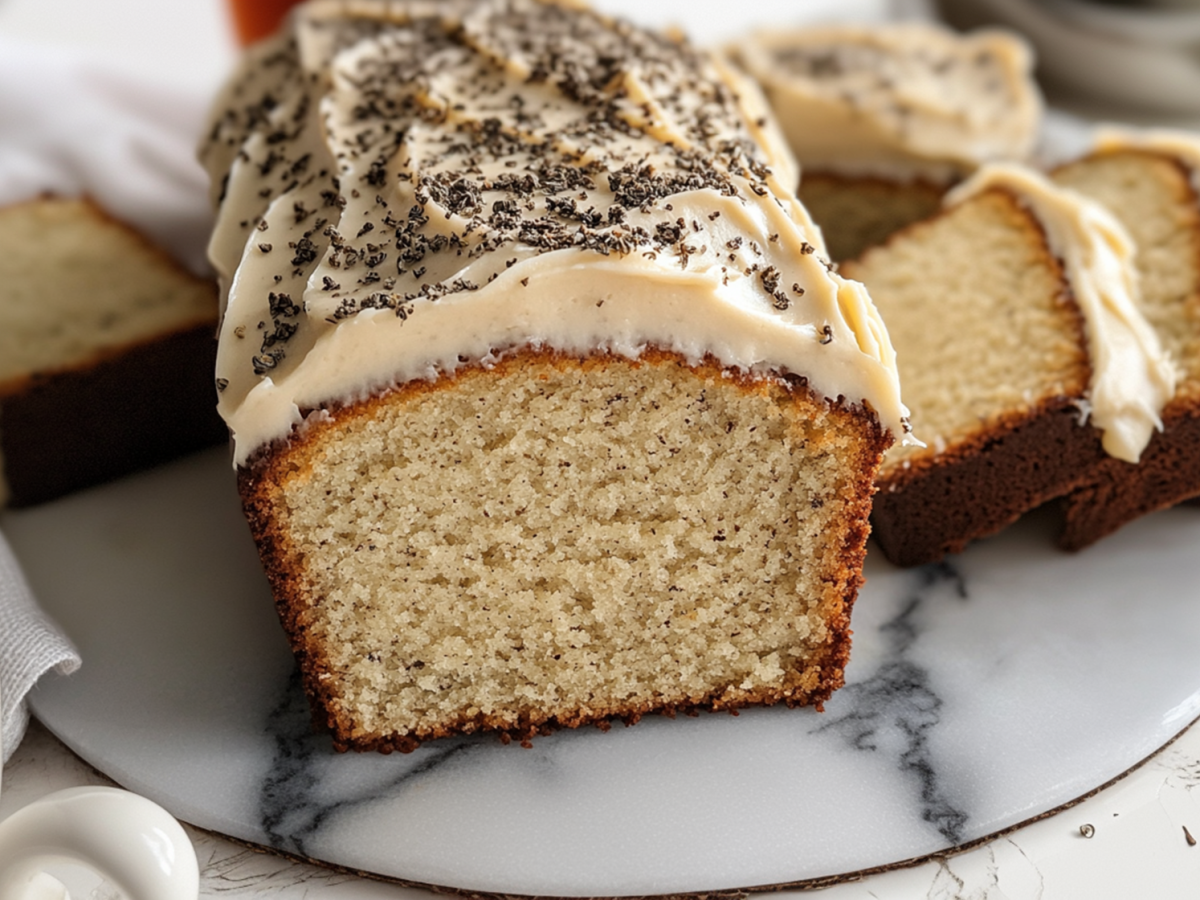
(1051, 131), (1200, 549)
(202, 0), (909, 751)
(842, 164), (1174, 567)
(0, 198), (222, 507)
(729, 22), (1043, 261)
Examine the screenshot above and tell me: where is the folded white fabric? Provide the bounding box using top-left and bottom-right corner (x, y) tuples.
(0, 529), (79, 764)
(0, 37), (214, 274)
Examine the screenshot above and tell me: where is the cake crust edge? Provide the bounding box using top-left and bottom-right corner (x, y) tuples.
(871, 398), (1107, 567)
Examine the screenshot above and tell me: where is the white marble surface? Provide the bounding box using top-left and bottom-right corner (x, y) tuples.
(7, 679), (1200, 900)
(3, 449), (1200, 895)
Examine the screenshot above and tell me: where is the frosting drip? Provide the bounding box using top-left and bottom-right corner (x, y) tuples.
(730, 23), (1042, 184)
(948, 163), (1175, 464)
(201, 0), (907, 466)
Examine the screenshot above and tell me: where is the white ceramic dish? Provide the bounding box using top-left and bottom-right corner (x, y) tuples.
(5, 449), (1200, 896)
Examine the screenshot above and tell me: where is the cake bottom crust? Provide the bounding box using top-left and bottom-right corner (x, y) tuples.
(1057, 399), (1200, 551)
(1, 323), (225, 507)
(872, 399), (1107, 568)
(239, 348), (890, 752)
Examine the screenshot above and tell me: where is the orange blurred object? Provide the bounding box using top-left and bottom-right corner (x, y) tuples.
(230, 0), (305, 45)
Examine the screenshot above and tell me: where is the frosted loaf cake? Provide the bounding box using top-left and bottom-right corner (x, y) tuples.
(202, 0), (910, 751)
(731, 23), (1042, 261)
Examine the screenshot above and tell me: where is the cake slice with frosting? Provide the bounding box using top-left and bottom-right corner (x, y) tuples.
(1051, 129), (1200, 548)
(201, 0), (909, 752)
(842, 164), (1174, 567)
(730, 22), (1042, 262)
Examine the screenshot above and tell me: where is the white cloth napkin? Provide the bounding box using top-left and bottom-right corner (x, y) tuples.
(0, 530), (80, 764)
(0, 37), (215, 275)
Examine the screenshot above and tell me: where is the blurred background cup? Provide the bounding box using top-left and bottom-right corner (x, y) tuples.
(228, 0), (303, 44)
(939, 0), (1200, 119)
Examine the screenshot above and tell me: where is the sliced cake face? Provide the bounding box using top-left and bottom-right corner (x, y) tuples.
(245, 351), (888, 751)
(0, 197), (223, 508)
(0, 198), (215, 389)
(844, 163), (1175, 566)
(843, 187), (1092, 566)
(846, 189), (1089, 470)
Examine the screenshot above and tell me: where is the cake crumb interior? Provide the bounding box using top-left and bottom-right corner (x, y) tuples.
(262, 353), (880, 742)
(846, 189), (1090, 470)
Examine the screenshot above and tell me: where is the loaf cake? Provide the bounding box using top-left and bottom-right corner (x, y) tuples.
(842, 164), (1174, 567)
(0, 40), (225, 507)
(201, 0), (909, 752)
(730, 23), (1042, 261)
(1051, 130), (1200, 548)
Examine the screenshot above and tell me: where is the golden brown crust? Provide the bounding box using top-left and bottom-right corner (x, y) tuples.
(1, 322), (226, 507)
(239, 346), (890, 752)
(871, 398), (1107, 567)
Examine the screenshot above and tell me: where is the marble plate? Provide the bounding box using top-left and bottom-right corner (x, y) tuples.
(5, 448), (1200, 896)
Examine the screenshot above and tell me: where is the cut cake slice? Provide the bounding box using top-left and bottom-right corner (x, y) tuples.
(0, 197), (223, 507)
(842, 164), (1174, 567)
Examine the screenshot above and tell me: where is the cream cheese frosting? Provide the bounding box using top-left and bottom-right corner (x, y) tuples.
(201, 0), (908, 467)
(729, 23), (1042, 184)
(947, 163), (1176, 463)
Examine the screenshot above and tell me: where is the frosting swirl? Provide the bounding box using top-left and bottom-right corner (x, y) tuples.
(201, 0), (908, 466)
(730, 23), (1042, 184)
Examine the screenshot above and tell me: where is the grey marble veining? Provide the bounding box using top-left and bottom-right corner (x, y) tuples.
(6, 449), (1200, 896)
(814, 562), (970, 847)
(258, 665), (484, 859)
